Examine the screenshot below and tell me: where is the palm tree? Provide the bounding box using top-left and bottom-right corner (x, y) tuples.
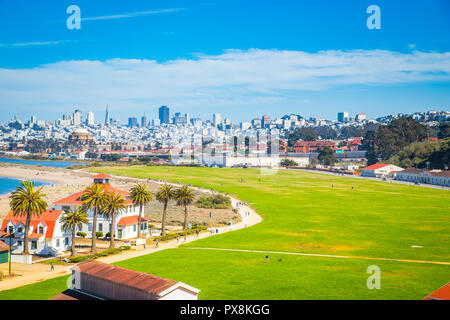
(100, 192), (126, 248)
(174, 185), (195, 230)
(61, 207), (88, 256)
(129, 183), (153, 238)
(155, 184), (175, 236)
(9, 180), (47, 255)
(80, 183), (106, 254)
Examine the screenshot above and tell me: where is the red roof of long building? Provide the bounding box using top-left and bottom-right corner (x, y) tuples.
(0, 209), (63, 239)
(0, 240), (10, 252)
(92, 173), (112, 179)
(362, 163), (389, 170)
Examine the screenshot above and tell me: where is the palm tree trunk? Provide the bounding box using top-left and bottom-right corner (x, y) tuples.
(91, 208), (97, 254)
(183, 205), (189, 230)
(71, 227), (76, 256)
(23, 213), (31, 255)
(110, 214), (115, 248)
(161, 201), (168, 236)
(137, 204), (142, 238)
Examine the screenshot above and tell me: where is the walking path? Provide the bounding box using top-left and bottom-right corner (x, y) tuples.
(0, 180), (262, 291)
(185, 247), (450, 266)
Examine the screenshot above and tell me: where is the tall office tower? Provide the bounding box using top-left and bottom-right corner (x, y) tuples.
(213, 113), (222, 126)
(337, 112), (349, 123)
(173, 112), (187, 125)
(30, 115), (37, 124)
(159, 106), (170, 124)
(355, 113), (367, 122)
(73, 109), (82, 126)
(87, 111), (95, 126)
(252, 118), (262, 128)
(261, 115), (271, 128)
(141, 115), (148, 128)
(105, 105), (110, 126)
(128, 117), (138, 128)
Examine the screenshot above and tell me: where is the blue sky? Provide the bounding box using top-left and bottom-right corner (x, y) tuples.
(0, 0), (449, 123)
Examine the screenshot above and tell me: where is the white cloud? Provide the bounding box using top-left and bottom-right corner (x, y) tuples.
(82, 8), (185, 21)
(0, 49), (449, 113)
(0, 41), (61, 48)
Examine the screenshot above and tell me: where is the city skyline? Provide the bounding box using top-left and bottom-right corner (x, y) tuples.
(0, 1), (449, 122)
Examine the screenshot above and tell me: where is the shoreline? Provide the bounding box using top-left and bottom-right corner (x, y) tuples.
(0, 176), (53, 196)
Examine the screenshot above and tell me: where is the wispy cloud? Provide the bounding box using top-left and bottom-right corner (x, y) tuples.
(0, 41), (61, 48)
(82, 8), (185, 21)
(0, 49), (449, 114)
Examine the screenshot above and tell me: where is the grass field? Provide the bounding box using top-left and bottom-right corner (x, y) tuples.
(0, 166), (448, 300)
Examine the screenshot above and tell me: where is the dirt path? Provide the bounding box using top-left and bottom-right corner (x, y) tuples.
(184, 247), (450, 266)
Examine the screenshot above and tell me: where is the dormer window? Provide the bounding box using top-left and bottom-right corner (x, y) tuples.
(39, 226), (44, 234)
(8, 226), (13, 234)
(18, 227), (23, 233)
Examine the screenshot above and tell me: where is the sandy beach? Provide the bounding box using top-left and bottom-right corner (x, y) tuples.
(0, 163), (240, 226)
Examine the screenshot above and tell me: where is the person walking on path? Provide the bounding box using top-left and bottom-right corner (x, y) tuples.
(155, 239), (159, 248)
(177, 236), (180, 243)
(184, 234), (187, 242)
(50, 262), (55, 271)
(196, 229), (200, 238)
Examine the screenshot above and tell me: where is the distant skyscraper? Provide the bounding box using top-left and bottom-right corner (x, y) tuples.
(213, 113), (222, 126)
(338, 112), (349, 123)
(152, 119), (161, 127)
(105, 105), (110, 126)
(30, 115), (37, 124)
(261, 115), (271, 128)
(355, 113), (367, 122)
(159, 106), (170, 124)
(73, 109), (82, 126)
(128, 117), (138, 128)
(87, 112), (95, 126)
(252, 118), (262, 128)
(141, 115), (148, 128)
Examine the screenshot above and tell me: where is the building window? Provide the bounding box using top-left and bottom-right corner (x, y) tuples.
(99, 223), (103, 232)
(88, 224), (93, 232)
(8, 226), (13, 233)
(39, 226), (44, 234)
(56, 239), (60, 247)
(31, 241), (37, 250)
(133, 224), (137, 232)
(18, 227), (23, 233)
(18, 240), (23, 247)
(64, 237), (69, 246)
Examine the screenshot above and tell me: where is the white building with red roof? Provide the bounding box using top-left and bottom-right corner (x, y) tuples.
(0, 209), (71, 256)
(361, 163), (404, 178)
(50, 173), (149, 240)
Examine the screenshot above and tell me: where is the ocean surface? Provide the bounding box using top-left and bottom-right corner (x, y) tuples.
(0, 177), (52, 196)
(0, 157), (87, 168)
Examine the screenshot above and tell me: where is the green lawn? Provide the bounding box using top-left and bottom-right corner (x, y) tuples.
(0, 166), (448, 299)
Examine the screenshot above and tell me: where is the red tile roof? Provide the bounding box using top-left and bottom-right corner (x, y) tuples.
(53, 184), (132, 205)
(424, 283), (450, 300)
(92, 173), (112, 179)
(0, 210), (63, 239)
(0, 240), (10, 252)
(362, 163), (389, 170)
(76, 260), (177, 297)
(117, 216), (149, 226)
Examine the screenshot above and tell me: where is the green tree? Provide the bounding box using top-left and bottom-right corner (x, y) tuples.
(100, 192), (126, 248)
(129, 183), (153, 238)
(280, 158), (298, 167)
(155, 184), (176, 236)
(318, 146), (337, 166)
(9, 180), (48, 255)
(175, 185), (195, 230)
(80, 184), (106, 254)
(60, 207), (88, 256)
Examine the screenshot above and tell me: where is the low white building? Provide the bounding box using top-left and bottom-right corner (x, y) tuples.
(0, 209), (71, 256)
(396, 168), (450, 187)
(51, 173), (149, 240)
(361, 163), (404, 178)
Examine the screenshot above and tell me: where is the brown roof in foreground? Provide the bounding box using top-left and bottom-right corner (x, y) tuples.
(423, 283), (450, 300)
(77, 260), (177, 296)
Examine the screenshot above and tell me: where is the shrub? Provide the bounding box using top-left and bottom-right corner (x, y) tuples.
(96, 232), (103, 239)
(280, 158), (298, 166)
(76, 232), (86, 238)
(195, 194), (231, 209)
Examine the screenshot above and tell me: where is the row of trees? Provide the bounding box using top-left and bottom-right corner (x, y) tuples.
(9, 180), (195, 256)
